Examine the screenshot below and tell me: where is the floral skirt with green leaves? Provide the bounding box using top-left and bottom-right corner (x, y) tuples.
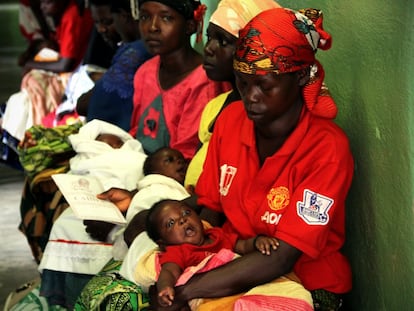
(74, 259), (150, 311)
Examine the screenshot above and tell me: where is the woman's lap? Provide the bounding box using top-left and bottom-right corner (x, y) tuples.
(39, 207), (114, 274)
(74, 259), (150, 311)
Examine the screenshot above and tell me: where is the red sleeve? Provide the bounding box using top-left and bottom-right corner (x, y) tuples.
(159, 245), (188, 270)
(167, 77), (230, 160)
(276, 159), (353, 259)
(274, 122), (354, 259)
(56, 2), (93, 65)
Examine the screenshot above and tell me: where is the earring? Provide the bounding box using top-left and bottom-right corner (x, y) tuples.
(130, 0), (139, 20)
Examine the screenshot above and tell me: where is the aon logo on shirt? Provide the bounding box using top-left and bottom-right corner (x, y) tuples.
(261, 211), (282, 225)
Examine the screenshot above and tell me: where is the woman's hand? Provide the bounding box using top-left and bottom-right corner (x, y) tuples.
(97, 187), (136, 212)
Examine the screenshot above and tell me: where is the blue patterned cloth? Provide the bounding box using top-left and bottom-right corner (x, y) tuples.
(87, 40), (152, 131)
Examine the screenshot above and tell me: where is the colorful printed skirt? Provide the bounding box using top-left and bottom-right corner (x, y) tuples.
(74, 259), (150, 311)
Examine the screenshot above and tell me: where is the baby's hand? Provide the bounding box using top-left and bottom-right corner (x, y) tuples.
(158, 286), (175, 306)
(254, 236), (279, 255)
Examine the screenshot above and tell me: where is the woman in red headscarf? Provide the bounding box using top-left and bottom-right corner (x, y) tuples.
(150, 7), (354, 311)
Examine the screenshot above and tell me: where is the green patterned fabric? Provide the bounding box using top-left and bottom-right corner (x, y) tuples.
(74, 259), (150, 311)
(7, 281), (67, 311)
(17, 122), (82, 263)
(18, 122), (83, 179)
(311, 289), (344, 311)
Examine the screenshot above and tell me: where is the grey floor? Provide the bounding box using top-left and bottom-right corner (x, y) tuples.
(0, 165), (39, 309)
(0, 4), (40, 308)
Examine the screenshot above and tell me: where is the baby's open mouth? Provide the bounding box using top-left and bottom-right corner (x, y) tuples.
(185, 226), (195, 237)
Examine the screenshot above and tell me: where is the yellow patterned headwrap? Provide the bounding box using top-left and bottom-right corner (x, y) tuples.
(209, 0), (281, 38)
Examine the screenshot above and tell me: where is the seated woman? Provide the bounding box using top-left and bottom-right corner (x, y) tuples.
(2, 0), (94, 151)
(73, 1), (283, 310)
(38, 119), (147, 309)
(78, 0), (153, 131)
(81, 0), (230, 251)
(23, 0), (93, 74)
(128, 0), (230, 159)
(184, 0), (281, 188)
(150, 7), (354, 311)
(16, 0), (135, 266)
(38, 0), (228, 308)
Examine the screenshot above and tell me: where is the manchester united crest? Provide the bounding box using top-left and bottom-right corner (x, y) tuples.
(267, 186), (290, 211)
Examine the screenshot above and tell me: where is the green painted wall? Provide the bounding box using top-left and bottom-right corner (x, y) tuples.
(276, 0), (414, 309)
(204, 0), (414, 309)
(0, 3), (26, 103)
(3, 0), (414, 309)
(0, 4), (25, 50)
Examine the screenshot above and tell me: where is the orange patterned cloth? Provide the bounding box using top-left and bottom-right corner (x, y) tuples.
(234, 8), (337, 119)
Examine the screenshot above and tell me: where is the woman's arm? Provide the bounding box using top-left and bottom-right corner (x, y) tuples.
(235, 235), (279, 255)
(76, 88), (94, 116)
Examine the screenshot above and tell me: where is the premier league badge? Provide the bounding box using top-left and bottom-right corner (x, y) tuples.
(297, 189), (334, 225)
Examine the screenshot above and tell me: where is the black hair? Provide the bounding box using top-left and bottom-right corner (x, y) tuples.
(110, 0), (131, 13)
(89, 0), (112, 6)
(146, 199), (180, 243)
(74, 0), (85, 15)
(138, 0), (201, 20)
(142, 147), (171, 176)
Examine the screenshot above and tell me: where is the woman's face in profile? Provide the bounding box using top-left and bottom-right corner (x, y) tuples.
(235, 71), (301, 125)
(90, 4), (120, 49)
(203, 23), (237, 82)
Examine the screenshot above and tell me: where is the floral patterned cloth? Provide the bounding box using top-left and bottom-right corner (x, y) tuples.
(74, 259), (150, 311)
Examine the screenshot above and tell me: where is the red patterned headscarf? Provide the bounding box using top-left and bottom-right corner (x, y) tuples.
(234, 8), (337, 119)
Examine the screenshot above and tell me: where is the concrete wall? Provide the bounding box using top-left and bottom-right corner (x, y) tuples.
(276, 0), (414, 309)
